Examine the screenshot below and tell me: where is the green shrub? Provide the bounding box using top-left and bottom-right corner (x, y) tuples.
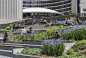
(71, 44), (78, 49)
(84, 45), (86, 49)
(21, 47), (29, 54)
(12, 25), (64, 41)
(21, 47), (42, 56)
(73, 48), (78, 52)
(67, 49), (74, 55)
(60, 55), (85, 58)
(84, 51), (86, 55)
(25, 17), (29, 20)
(78, 40), (86, 45)
(78, 46), (84, 50)
(71, 52), (77, 55)
(76, 52), (82, 56)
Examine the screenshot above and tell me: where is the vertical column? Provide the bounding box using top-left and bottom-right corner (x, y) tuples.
(7, 0), (8, 18)
(18, 0), (23, 19)
(0, 0), (1, 18)
(11, 0), (13, 19)
(17, 0), (18, 19)
(10, 0), (12, 19)
(8, 0), (11, 18)
(14, 0), (17, 18)
(4, 0), (7, 18)
(13, 0), (16, 19)
(2, 0), (4, 18)
(1, 0), (2, 18)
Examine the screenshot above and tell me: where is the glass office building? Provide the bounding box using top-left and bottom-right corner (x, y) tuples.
(23, 0), (80, 15)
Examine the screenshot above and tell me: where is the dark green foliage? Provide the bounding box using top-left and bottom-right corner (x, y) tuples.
(84, 51), (86, 55)
(84, 45), (86, 49)
(78, 46), (84, 50)
(74, 48), (78, 52)
(76, 52), (82, 56)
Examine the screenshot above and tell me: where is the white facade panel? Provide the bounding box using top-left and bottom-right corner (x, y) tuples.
(0, 0), (23, 19)
(80, 4), (86, 13)
(80, 0), (86, 4)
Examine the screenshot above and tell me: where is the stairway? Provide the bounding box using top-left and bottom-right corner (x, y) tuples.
(0, 24), (46, 58)
(0, 41), (43, 58)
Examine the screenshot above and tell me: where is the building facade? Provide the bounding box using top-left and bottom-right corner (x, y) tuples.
(0, 0), (23, 19)
(80, 0), (86, 13)
(23, 0), (80, 15)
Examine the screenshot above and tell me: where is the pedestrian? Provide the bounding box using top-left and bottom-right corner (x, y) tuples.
(49, 19), (53, 27)
(13, 22), (16, 32)
(17, 23), (20, 28)
(74, 20), (78, 25)
(55, 19), (58, 24)
(15, 22), (18, 30)
(21, 27), (27, 35)
(27, 27), (32, 33)
(56, 31), (62, 39)
(32, 16), (36, 24)
(2, 33), (8, 43)
(65, 21), (70, 26)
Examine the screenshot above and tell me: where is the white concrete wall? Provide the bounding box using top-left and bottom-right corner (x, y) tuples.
(80, 0), (86, 4)
(80, 3), (86, 13)
(71, 0), (77, 12)
(0, 0), (23, 19)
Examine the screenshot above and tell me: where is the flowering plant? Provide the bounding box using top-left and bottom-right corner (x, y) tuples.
(42, 39), (65, 56)
(60, 25), (86, 40)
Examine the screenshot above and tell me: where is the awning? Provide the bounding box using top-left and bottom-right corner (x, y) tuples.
(23, 8), (62, 15)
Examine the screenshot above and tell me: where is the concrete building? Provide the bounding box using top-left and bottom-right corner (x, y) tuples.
(23, 0), (80, 15)
(0, 0), (23, 19)
(80, 0), (86, 13)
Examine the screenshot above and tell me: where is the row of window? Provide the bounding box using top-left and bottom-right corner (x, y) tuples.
(23, 3), (71, 9)
(23, 0), (71, 7)
(57, 7), (71, 12)
(23, 0), (71, 4)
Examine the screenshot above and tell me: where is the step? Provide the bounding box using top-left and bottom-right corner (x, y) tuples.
(0, 49), (13, 57)
(0, 46), (16, 50)
(0, 43), (43, 49)
(0, 40), (42, 45)
(4, 41), (42, 45)
(0, 55), (13, 58)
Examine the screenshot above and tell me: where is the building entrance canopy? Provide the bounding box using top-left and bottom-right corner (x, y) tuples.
(23, 8), (62, 15)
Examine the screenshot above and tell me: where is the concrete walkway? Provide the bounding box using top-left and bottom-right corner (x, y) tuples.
(26, 24), (46, 29)
(0, 19), (25, 24)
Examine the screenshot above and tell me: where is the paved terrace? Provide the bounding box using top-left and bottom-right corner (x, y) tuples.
(0, 24), (46, 38)
(0, 19), (25, 24)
